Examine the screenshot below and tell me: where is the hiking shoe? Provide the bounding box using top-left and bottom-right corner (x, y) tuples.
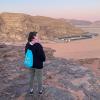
(29, 89), (33, 95)
(38, 88), (44, 94)
(39, 90), (43, 94)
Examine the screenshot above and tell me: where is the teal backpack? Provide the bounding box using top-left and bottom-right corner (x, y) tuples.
(24, 49), (33, 68)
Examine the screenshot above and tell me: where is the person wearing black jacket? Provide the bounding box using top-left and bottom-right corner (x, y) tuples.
(25, 32), (46, 94)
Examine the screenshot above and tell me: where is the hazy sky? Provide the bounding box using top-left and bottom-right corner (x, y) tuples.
(0, 0), (100, 21)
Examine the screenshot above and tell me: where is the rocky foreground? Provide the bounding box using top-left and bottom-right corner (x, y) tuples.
(0, 44), (100, 100)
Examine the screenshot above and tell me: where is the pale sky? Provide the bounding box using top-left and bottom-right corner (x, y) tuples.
(0, 0), (100, 21)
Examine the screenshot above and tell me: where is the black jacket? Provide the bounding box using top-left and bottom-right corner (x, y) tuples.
(25, 42), (46, 69)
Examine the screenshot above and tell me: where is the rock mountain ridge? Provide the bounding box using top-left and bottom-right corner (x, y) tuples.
(0, 12), (84, 42)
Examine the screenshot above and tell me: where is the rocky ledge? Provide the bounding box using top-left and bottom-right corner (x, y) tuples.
(0, 44), (100, 100)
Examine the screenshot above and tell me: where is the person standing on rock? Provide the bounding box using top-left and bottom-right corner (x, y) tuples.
(25, 31), (46, 94)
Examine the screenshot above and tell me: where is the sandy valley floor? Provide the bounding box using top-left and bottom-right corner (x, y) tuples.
(43, 36), (100, 59)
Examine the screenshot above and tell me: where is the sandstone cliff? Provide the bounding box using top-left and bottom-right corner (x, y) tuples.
(0, 12), (84, 42)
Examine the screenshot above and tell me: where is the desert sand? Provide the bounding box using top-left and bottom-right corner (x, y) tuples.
(43, 36), (100, 77)
(43, 36), (100, 59)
